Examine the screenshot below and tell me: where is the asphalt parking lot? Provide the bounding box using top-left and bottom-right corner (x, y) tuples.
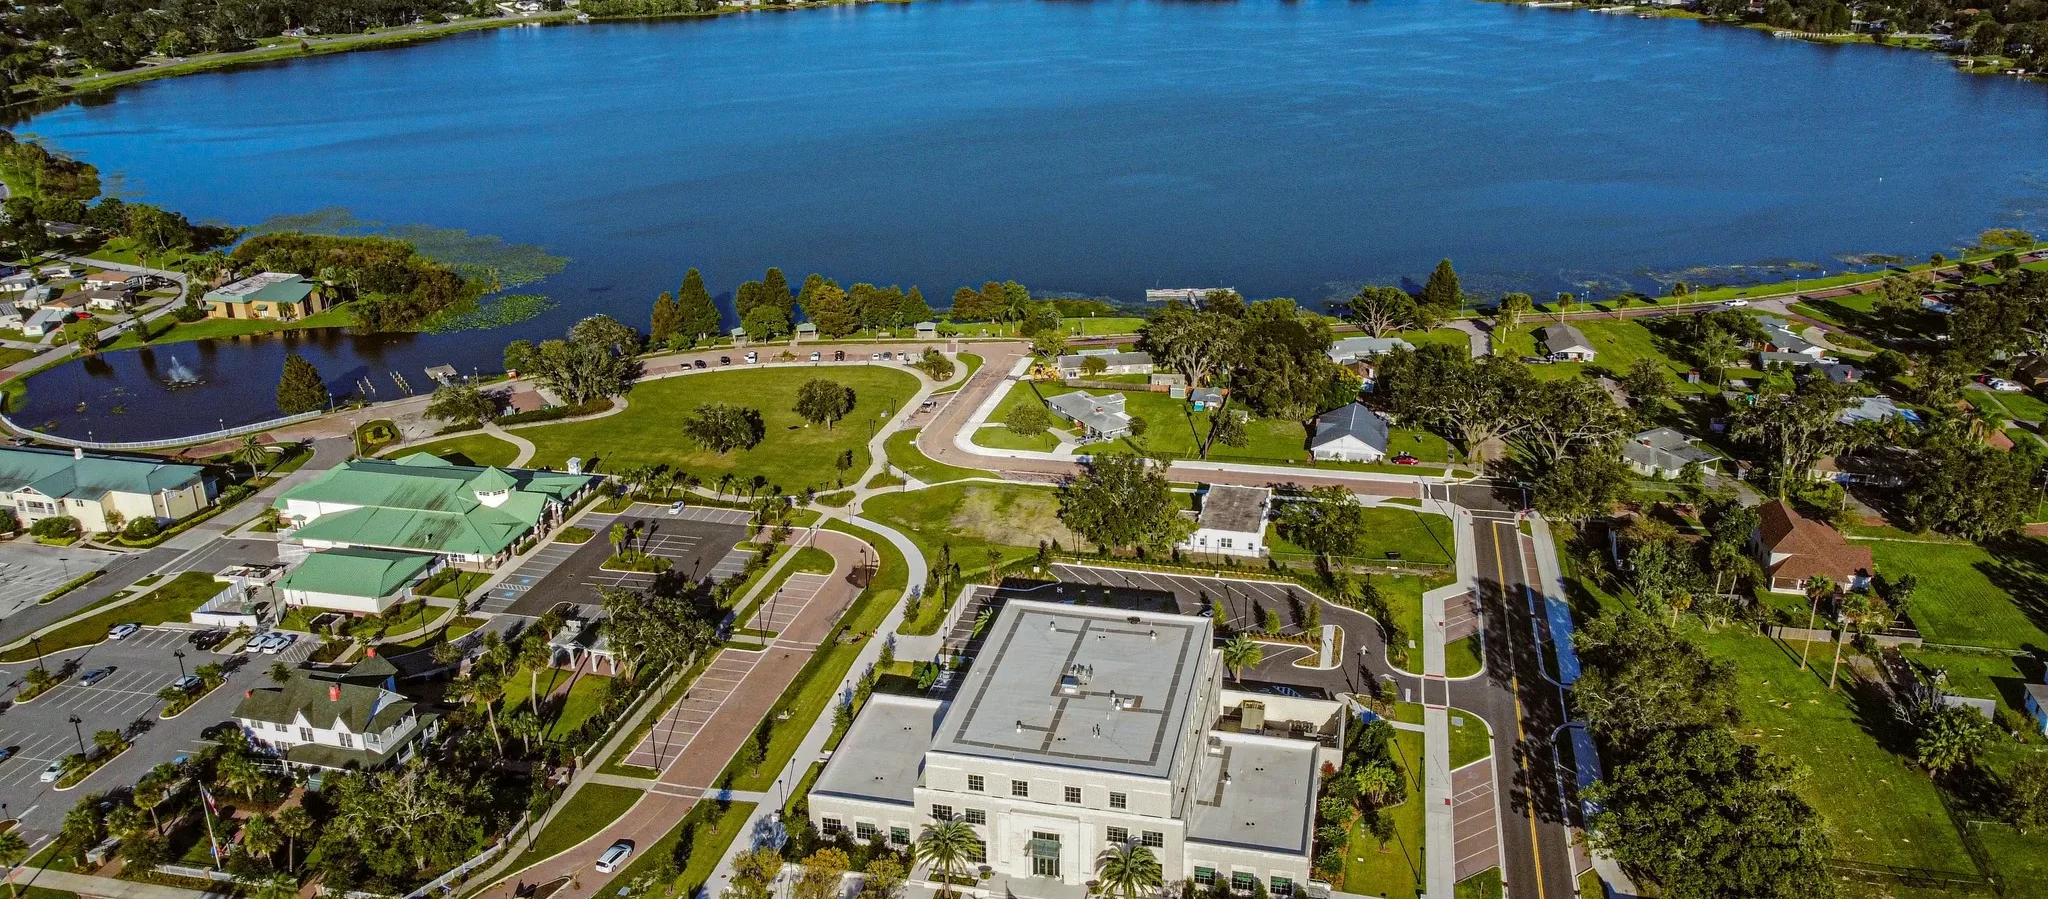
(0, 543), (112, 618)
(500, 512), (750, 617)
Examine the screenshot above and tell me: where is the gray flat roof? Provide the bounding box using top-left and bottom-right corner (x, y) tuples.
(815, 694), (944, 807)
(1198, 485), (1269, 534)
(1185, 733), (1318, 855)
(933, 600), (1211, 779)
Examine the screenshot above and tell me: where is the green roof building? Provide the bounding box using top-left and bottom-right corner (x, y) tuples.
(279, 547), (438, 614)
(0, 445), (214, 535)
(276, 454), (594, 565)
(203, 272), (329, 322)
(232, 655), (436, 771)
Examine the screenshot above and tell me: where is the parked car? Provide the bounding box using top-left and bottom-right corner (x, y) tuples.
(261, 634), (298, 655)
(871, 352), (881, 361)
(810, 351), (821, 362)
(188, 629), (228, 650)
(744, 352), (758, 364)
(833, 350), (845, 362)
(1392, 453), (1420, 465)
(246, 633), (285, 654)
(39, 760), (63, 783)
(106, 623), (140, 641)
(668, 500), (688, 515)
(882, 351), (894, 360)
(693, 359), (707, 369)
(78, 667), (112, 686)
(1722, 299), (1750, 308)
(170, 674), (202, 693)
(720, 356), (731, 366)
(1985, 377), (2025, 392)
(595, 841), (634, 874)
(0, 746), (15, 763)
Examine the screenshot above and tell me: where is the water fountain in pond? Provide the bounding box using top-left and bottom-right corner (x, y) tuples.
(162, 355), (203, 388)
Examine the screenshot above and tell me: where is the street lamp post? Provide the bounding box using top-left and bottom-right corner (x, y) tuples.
(174, 650), (187, 678)
(68, 715), (85, 756)
(31, 636), (46, 675)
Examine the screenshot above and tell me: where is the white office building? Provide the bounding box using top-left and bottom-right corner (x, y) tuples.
(810, 600), (1332, 899)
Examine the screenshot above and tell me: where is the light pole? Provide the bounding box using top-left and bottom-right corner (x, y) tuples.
(174, 650), (187, 678)
(31, 636), (46, 675)
(68, 715), (85, 756)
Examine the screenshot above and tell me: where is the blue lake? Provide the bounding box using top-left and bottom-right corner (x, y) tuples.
(15, 0), (2048, 440)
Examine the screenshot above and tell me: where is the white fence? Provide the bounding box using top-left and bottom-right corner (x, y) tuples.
(0, 409), (324, 451)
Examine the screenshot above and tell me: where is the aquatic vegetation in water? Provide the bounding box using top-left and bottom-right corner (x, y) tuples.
(249, 207), (569, 289)
(422, 294), (559, 334)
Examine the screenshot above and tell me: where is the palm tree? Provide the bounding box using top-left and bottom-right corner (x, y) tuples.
(241, 813), (283, 867)
(93, 729), (127, 755)
(506, 708), (546, 755)
(467, 671), (506, 755)
(1093, 842), (1162, 899)
(1220, 635), (1264, 683)
(275, 805), (312, 871)
(134, 764), (176, 832)
(236, 435), (270, 481)
(519, 637), (551, 715)
(253, 872), (298, 899)
(609, 522), (629, 557)
(0, 828), (26, 899)
(268, 661), (294, 684)
(216, 752), (269, 802)
(914, 819), (980, 898)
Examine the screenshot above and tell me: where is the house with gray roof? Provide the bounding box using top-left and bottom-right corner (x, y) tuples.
(1541, 325), (1597, 362)
(1179, 484), (1272, 558)
(1309, 402), (1392, 462)
(1837, 395), (1916, 426)
(0, 445), (213, 534)
(233, 654), (436, 771)
(1757, 315), (1823, 358)
(1622, 428), (1719, 478)
(1327, 336), (1415, 365)
(1046, 391), (1132, 439)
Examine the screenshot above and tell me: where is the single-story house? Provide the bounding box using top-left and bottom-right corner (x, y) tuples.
(203, 272), (329, 322)
(82, 288), (134, 313)
(17, 286), (56, 309)
(1758, 316), (1823, 358)
(2025, 681), (2048, 737)
(1179, 484), (1272, 558)
(1046, 391), (1132, 439)
(1818, 363), (1860, 386)
(1837, 395), (1915, 426)
(83, 271), (140, 290)
(0, 445), (215, 534)
(1750, 500), (1873, 595)
(233, 655), (437, 772)
(1921, 295), (1957, 315)
(1757, 350), (1823, 369)
(1621, 428), (1718, 478)
(1057, 351), (1154, 379)
(2016, 355), (2048, 387)
(1327, 336), (1414, 365)
(1309, 402), (1391, 463)
(1190, 387), (1225, 410)
(0, 304), (20, 329)
(0, 272), (35, 292)
(279, 547), (440, 615)
(1541, 325), (1596, 363)
(38, 264), (77, 279)
(20, 306), (67, 338)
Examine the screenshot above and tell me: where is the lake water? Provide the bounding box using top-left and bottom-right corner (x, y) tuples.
(15, 0), (2048, 440)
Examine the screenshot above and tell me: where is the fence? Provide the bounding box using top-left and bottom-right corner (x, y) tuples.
(402, 811), (533, 899)
(0, 408), (324, 452)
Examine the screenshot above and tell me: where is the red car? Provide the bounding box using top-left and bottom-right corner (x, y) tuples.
(1392, 453), (1420, 465)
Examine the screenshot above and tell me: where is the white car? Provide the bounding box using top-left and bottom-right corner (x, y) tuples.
(1722, 299), (1750, 308)
(106, 623), (140, 641)
(261, 634), (298, 655)
(810, 351), (821, 362)
(668, 500), (688, 515)
(1988, 378), (2026, 392)
(594, 841), (633, 874)
(744, 352), (758, 364)
(39, 760), (63, 783)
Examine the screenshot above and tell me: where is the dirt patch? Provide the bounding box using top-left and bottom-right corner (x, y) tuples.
(949, 486), (1084, 548)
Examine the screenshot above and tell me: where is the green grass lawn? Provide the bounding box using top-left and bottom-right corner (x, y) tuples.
(1455, 868), (1503, 899)
(382, 431), (520, 467)
(0, 571), (224, 662)
(930, 352), (983, 394)
(862, 483), (1084, 634)
(0, 347), (36, 368)
(519, 366), (921, 494)
(1445, 636), (1483, 679)
(502, 668), (614, 742)
(1377, 573), (1440, 675)
(605, 799), (756, 899)
(883, 428), (990, 483)
(1859, 537), (2048, 651)
(102, 306), (356, 351)
(1970, 387), (2048, 423)
(1266, 506), (1455, 567)
(1341, 729), (1426, 899)
(498, 782), (644, 879)
(973, 423), (1066, 452)
(1062, 316), (1147, 336)
(1696, 627), (1977, 875)
(1448, 708), (1492, 769)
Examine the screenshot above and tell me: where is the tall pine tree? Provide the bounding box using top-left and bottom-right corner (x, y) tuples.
(761, 267), (794, 317)
(1419, 258), (1462, 325)
(275, 353), (327, 415)
(805, 281), (859, 338)
(676, 268), (722, 340)
(650, 292), (682, 348)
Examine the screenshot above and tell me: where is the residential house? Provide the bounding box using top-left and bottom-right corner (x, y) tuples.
(1540, 325), (1596, 363)
(279, 547), (440, 615)
(811, 601), (1327, 899)
(37, 264), (77, 280)
(1750, 500), (1873, 595)
(1308, 403), (1391, 463)
(2025, 679), (2048, 737)
(1921, 295), (1957, 316)
(1818, 363), (1860, 386)
(17, 286), (56, 309)
(0, 303), (20, 330)
(1058, 351), (1154, 379)
(20, 306), (67, 338)
(0, 445), (214, 533)
(1046, 391), (1132, 439)
(275, 454), (596, 567)
(1837, 395), (1916, 426)
(0, 271), (35, 293)
(1179, 485), (1272, 558)
(2015, 355), (2048, 387)
(1621, 428), (1718, 478)
(203, 272), (329, 321)
(1190, 387), (1224, 411)
(233, 654), (438, 771)
(82, 288), (134, 314)
(1758, 316), (1823, 358)
(1326, 336), (1414, 365)
(83, 271), (140, 290)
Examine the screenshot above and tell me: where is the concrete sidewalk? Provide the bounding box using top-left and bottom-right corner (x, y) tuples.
(15, 868), (224, 899)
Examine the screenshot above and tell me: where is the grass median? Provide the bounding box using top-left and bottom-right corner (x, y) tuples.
(497, 782), (645, 880)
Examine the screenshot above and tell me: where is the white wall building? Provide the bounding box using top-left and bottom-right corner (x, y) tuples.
(232, 655), (436, 771)
(1180, 485), (1271, 558)
(810, 601), (1324, 899)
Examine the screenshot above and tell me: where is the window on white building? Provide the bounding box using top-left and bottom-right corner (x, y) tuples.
(1110, 791), (1127, 809)
(1011, 779), (1029, 797)
(1064, 786), (1082, 804)
(299, 727), (313, 742)
(968, 774), (985, 792)
(1106, 826), (1129, 845)
(890, 827), (910, 846)
(338, 733), (354, 748)
(932, 804), (953, 822)
(1193, 868), (1216, 886)
(822, 818), (844, 835)
(1219, 537), (1234, 549)
(1270, 877), (1293, 899)
(968, 840), (987, 864)
(965, 809), (986, 825)
(856, 822), (877, 842)
(1231, 872), (1256, 893)
(1140, 831), (1163, 848)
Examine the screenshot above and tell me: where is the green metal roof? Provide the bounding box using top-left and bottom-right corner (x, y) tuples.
(204, 273), (316, 306)
(234, 667), (417, 735)
(279, 548), (434, 599)
(0, 446), (206, 501)
(276, 455), (594, 557)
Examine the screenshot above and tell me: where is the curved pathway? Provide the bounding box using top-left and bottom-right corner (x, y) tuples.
(485, 422), (537, 467)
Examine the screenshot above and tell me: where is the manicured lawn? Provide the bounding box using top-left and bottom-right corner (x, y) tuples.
(102, 306), (356, 351)
(862, 483), (1085, 634)
(0, 347), (35, 368)
(883, 428), (990, 484)
(1266, 506), (1455, 567)
(1696, 627), (1976, 875)
(973, 424), (1065, 452)
(1455, 867), (1503, 899)
(606, 799), (756, 899)
(1448, 708), (1492, 769)
(1444, 636), (1483, 679)
(499, 782), (644, 878)
(0, 571), (224, 662)
(501, 669), (613, 742)
(1970, 387), (2048, 423)
(1859, 537), (2048, 651)
(1062, 316), (1147, 336)
(1341, 729), (1426, 899)
(519, 366), (922, 494)
(383, 432), (520, 467)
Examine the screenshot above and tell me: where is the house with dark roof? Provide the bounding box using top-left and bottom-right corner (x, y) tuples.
(1622, 428), (1718, 478)
(232, 654), (436, 771)
(1309, 403), (1391, 463)
(1179, 484), (1271, 558)
(275, 454), (596, 566)
(0, 446), (214, 534)
(1750, 501), (1873, 595)
(1540, 325), (1596, 363)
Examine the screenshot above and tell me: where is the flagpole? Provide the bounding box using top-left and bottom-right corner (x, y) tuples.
(199, 786), (223, 871)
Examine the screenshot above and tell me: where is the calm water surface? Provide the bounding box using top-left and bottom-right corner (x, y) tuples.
(16, 0), (2048, 439)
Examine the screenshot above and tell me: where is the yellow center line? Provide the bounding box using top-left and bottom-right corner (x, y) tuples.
(1492, 522), (1546, 899)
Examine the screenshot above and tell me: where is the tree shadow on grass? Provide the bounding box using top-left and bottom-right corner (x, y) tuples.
(1975, 535), (2048, 648)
